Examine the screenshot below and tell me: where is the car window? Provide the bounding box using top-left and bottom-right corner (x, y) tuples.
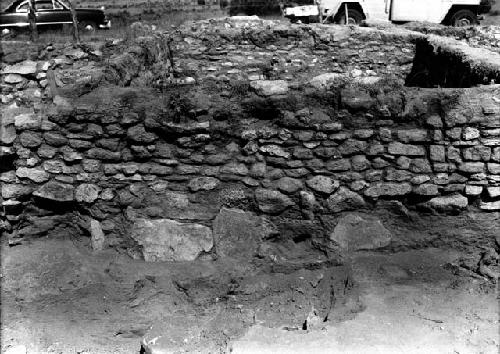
(16, 1), (29, 12)
(36, 1), (54, 10)
(52, 0), (63, 9)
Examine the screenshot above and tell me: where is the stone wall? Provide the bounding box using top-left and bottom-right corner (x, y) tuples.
(1, 18), (500, 260)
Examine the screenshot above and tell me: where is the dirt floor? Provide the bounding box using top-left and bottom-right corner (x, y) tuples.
(1, 211), (498, 354)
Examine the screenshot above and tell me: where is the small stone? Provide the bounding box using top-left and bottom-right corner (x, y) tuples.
(423, 194), (468, 212)
(397, 129), (428, 142)
(250, 80), (288, 96)
(410, 159), (432, 173)
(1, 183), (32, 199)
(220, 162), (248, 176)
(479, 200), (500, 211)
(430, 145), (446, 162)
(309, 73), (343, 90)
(426, 115), (443, 128)
(90, 219), (105, 251)
(326, 159), (351, 172)
(458, 162), (485, 174)
(19, 131), (42, 147)
(127, 125), (157, 144)
(274, 177), (303, 194)
(413, 184), (439, 196)
(33, 181), (74, 202)
(259, 145), (290, 158)
(75, 183), (100, 203)
(188, 177), (220, 191)
(255, 188), (294, 214)
(327, 187), (366, 213)
(364, 182), (412, 198)
(306, 175), (339, 194)
(462, 127), (480, 140)
(487, 186), (500, 198)
(1, 60), (37, 75)
(465, 185), (483, 196)
(351, 155), (370, 171)
(4, 73), (25, 84)
(387, 142), (426, 156)
(488, 163), (500, 174)
(16, 167), (49, 183)
(14, 113), (40, 130)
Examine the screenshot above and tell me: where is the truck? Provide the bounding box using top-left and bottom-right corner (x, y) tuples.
(282, 0), (494, 26)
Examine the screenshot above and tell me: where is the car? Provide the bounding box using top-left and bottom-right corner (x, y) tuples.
(0, 0), (111, 33)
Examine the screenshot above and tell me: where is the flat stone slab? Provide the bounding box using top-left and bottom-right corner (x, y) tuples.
(130, 218), (213, 262)
(329, 214), (392, 252)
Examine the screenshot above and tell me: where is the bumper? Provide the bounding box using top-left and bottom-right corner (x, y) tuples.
(99, 20), (111, 29)
(284, 5), (319, 17)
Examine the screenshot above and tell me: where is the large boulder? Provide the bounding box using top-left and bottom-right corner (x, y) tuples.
(130, 219), (213, 262)
(329, 214), (392, 251)
(213, 208), (270, 259)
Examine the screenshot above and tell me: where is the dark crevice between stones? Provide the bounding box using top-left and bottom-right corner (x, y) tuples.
(0, 154), (16, 173)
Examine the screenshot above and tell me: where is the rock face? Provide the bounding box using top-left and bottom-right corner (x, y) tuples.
(329, 214), (392, 251)
(130, 219), (213, 262)
(212, 208), (265, 259)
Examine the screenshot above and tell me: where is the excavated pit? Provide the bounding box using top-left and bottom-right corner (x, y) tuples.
(1, 18), (500, 354)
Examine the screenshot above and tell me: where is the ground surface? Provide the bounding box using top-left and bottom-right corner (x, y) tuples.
(1, 211), (498, 354)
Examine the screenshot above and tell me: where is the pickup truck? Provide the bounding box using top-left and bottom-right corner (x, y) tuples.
(283, 0), (493, 26)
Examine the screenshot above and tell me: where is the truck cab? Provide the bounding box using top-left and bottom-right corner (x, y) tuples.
(283, 0), (493, 26)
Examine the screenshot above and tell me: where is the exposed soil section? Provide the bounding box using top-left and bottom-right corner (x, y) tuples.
(1, 209), (498, 353)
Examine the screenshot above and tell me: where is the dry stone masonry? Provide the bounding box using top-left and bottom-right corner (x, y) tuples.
(1, 18), (500, 261)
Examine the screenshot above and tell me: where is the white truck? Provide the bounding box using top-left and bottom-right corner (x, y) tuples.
(283, 0), (493, 26)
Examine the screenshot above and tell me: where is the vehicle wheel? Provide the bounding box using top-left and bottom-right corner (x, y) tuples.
(78, 21), (97, 32)
(336, 8), (364, 25)
(449, 9), (478, 27)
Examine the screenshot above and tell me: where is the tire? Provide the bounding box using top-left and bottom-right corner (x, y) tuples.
(335, 8), (364, 25)
(449, 9), (478, 27)
(78, 21), (97, 32)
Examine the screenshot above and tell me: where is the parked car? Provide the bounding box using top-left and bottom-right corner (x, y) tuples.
(283, 0), (493, 26)
(0, 0), (111, 33)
